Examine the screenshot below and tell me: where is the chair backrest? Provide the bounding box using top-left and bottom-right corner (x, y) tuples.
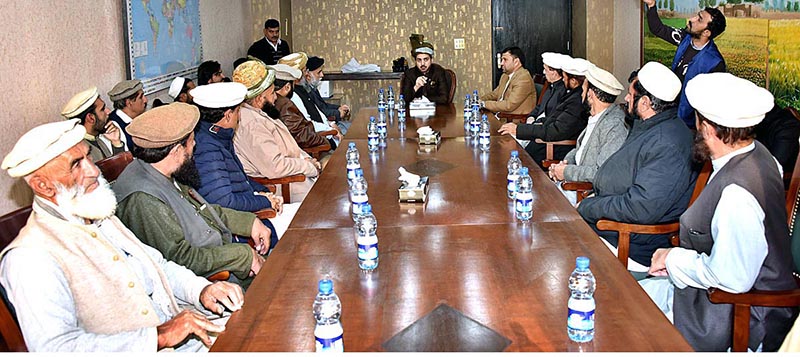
(444, 68), (457, 103)
(95, 151), (133, 182)
(536, 80), (550, 106)
(0, 206), (31, 352)
(690, 161), (713, 206)
(785, 148), (800, 274)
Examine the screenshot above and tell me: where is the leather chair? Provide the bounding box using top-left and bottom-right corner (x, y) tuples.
(535, 138), (577, 169)
(497, 79), (550, 124)
(445, 68), (457, 103)
(706, 150), (800, 352)
(95, 151), (133, 182)
(0, 206), (31, 352)
(249, 174), (307, 204)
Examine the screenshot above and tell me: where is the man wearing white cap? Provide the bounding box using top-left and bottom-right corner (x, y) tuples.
(273, 63), (332, 151)
(168, 76), (196, 104)
(0, 120), (244, 351)
(108, 79), (148, 149)
(528, 52), (570, 120)
(400, 34), (451, 104)
(640, 73), (795, 352)
(499, 56), (590, 168)
(548, 65), (628, 205)
(480, 46), (536, 115)
(61, 86), (126, 162)
(578, 61), (695, 273)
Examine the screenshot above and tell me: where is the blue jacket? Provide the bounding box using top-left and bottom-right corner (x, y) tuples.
(193, 121), (272, 212)
(672, 36), (724, 127)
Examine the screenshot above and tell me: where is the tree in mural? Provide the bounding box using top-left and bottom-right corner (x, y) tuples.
(669, 0), (676, 10)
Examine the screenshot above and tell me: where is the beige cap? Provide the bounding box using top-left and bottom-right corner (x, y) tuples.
(168, 77), (186, 99)
(126, 103), (199, 149)
(2, 119), (86, 177)
(686, 72), (774, 128)
(190, 82), (247, 108)
(586, 66), (624, 96)
(637, 61), (681, 102)
(233, 60), (276, 100)
(562, 58), (592, 76)
(108, 79), (143, 101)
(61, 87), (99, 119)
(271, 63), (302, 81)
(277, 52), (309, 72)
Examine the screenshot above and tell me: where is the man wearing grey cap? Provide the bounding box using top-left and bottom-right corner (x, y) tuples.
(640, 73), (795, 352)
(108, 79), (148, 149)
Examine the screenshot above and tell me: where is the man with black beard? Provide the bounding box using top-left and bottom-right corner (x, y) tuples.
(643, 0), (726, 128)
(61, 87), (126, 162)
(577, 62), (695, 275)
(640, 73), (795, 352)
(113, 103), (272, 290)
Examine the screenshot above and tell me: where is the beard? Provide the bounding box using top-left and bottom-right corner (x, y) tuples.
(692, 130), (711, 163)
(582, 97), (591, 115)
(174, 153), (201, 189)
(93, 117), (108, 134)
(54, 175), (117, 221)
(262, 101), (282, 119)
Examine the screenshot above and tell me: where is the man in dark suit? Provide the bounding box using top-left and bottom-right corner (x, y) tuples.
(247, 19), (291, 65)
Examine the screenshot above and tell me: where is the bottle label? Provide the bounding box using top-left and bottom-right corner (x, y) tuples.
(315, 333), (344, 352)
(507, 175), (519, 194)
(351, 195), (368, 215)
(346, 166), (360, 180)
(358, 242), (379, 260)
(368, 134), (379, 147)
(515, 193), (533, 213)
(567, 299), (595, 331)
(479, 134), (490, 146)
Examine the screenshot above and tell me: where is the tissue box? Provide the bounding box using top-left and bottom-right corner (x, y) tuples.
(399, 176), (429, 203)
(418, 131), (441, 146)
(409, 101), (436, 117)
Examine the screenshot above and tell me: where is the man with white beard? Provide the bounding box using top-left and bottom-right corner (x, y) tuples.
(0, 119), (243, 352)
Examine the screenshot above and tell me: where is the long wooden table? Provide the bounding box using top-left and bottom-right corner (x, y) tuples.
(210, 104), (692, 352)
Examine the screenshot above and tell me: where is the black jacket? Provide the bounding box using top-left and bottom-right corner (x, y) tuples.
(529, 80), (566, 119)
(306, 85), (342, 121)
(755, 105), (800, 175)
(247, 38), (291, 65)
(517, 86), (587, 167)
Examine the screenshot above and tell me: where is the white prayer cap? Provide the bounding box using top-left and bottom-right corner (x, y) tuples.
(561, 57), (592, 76)
(686, 72), (774, 128)
(190, 82), (247, 108)
(2, 119), (86, 177)
(637, 61), (681, 102)
(271, 63), (302, 81)
(586, 65), (624, 96)
(541, 52), (570, 70)
(61, 87), (99, 119)
(168, 77), (186, 99)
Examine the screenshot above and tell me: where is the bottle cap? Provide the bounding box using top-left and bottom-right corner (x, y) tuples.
(482, 114), (488, 120)
(379, 88), (384, 93)
(318, 278), (333, 294)
(466, 94), (471, 99)
(355, 168), (363, 176)
(520, 167), (528, 175)
(399, 94), (404, 99)
(370, 116), (376, 122)
(511, 150), (518, 157)
(576, 256), (590, 269)
(348, 142), (356, 148)
(362, 203), (372, 213)
(389, 85), (393, 89)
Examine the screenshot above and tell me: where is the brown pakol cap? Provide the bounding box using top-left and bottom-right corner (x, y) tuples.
(126, 102), (199, 148)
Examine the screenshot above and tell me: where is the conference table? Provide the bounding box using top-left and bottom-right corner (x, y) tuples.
(210, 105), (692, 352)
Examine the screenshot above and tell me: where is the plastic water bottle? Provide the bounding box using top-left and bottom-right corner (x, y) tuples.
(387, 85), (395, 110)
(567, 256), (596, 343)
(478, 114), (491, 152)
(463, 94), (471, 118)
(469, 111), (480, 139)
(377, 88), (386, 110)
(313, 276), (344, 352)
(350, 169), (369, 222)
(472, 89), (479, 105)
(345, 142), (360, 185)
(377, 110), (388, 139)
(367, 117), (379, 152)
(355, 203), (379, 271)
(515, 167), (533, 221)
(507, 151), (522, 199)
(397, 94), (406, 118)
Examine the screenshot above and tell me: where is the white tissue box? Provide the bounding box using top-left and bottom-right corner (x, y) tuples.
(419, 131), (441, 146)
(409, 101), (436, 117)
(399, 176), (429, 203)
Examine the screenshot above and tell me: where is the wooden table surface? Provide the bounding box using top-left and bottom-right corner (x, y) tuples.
(345, 104), (506, 139)
(209, 107), (693, 352)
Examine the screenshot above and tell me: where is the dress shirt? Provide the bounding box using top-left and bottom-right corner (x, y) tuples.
(574, 107), (607, 165)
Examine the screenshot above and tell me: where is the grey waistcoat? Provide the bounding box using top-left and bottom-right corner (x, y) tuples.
(112, 159), (233, 248)
(674, 142), (796, 351)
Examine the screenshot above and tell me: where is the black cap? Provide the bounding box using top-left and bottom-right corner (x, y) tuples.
(307, 56), (325, 71)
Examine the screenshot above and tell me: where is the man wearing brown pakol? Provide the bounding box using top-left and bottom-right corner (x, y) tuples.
(481, 46), (536, 115)
(400, 34), (451, 105)
(0, 119), (243, 352)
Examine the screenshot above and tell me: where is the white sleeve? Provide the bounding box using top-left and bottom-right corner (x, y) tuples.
(665, 184), (768, 293)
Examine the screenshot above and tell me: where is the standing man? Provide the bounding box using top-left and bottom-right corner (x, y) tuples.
(247, 18), (291, 65)
(643, 0), (726, 128)
(400, 34), (451, 104)
(641, 73), (795, 351)
(480, 46), (536, 116)
(108, 79), (148, 149)
(61, 86), (125, 162)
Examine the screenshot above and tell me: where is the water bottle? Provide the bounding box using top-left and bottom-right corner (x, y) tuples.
(515, 167), (533, 221)
(478, 114), (491, 152)
(469, 111), (480, 139)
(506, 151), (522, 199)
(313, 276), (344, 352)
(355, 203), (379, 271)
(463, 94), (472, 118)
(472, 89), (479, 105)
(398, 94), (406, 118)
(387, 85), (395, 110)
(377, 109), (388, 139)
(345, 142), (360, 185)
(367, 117), (379, 152)
(350, 169), (369, 222)
(377, 88), (386, 110)
(567, 256), (596, 343)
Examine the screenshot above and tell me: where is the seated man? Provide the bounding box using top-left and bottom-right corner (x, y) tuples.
(302, 56), (351, 129)
(640, 72), (795, 352)
(499, 57), (590, 168)
(197, 60), (226, 85)
(480, 46), (536, 115)
(190, 82), (294, 244)
(0, 120), (243, 351)
(272, 63), (333, 151)
(108, 79), (148, 149)
(548, 65), (628, 206)
(233, 59), (321, 202)
(247, 18), (291, 65)
(400, 34), (451, 104)
(529, 52), (570, 120)
(61, 86), (125, 162)
(113, 103), (271, 289)
(577, 62), (695, 272)
(755, 103), (800, 175)
(168, 76), (196, 104)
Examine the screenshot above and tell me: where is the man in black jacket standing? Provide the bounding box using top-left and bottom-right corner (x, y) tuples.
(247, 19), (291, 65)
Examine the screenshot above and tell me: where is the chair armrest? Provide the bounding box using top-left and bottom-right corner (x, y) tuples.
(709, 287), (800, 307)
(303, 143), (332, 155)
(562, 181), (593, 191)
(534, 139), (577, 146)
(542, 160), (560, 169)
(596, 219), (680, 269)
(255, 208), (276, 220)
(318, 129), (338, 137)
(250, 174), (306, 186)
(207, 271), (231, 282)
(496, 113), (529, 123)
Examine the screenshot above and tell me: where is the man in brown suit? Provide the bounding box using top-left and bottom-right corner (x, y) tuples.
(481, 47), (537, 115)
(272, 64), (331, 151)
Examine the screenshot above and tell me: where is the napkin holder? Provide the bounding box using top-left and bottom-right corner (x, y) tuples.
(399, 176), (429, 203)
(418, 130), (441, 146)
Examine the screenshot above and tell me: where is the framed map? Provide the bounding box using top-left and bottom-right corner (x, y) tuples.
(124, 0), (203, 94)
